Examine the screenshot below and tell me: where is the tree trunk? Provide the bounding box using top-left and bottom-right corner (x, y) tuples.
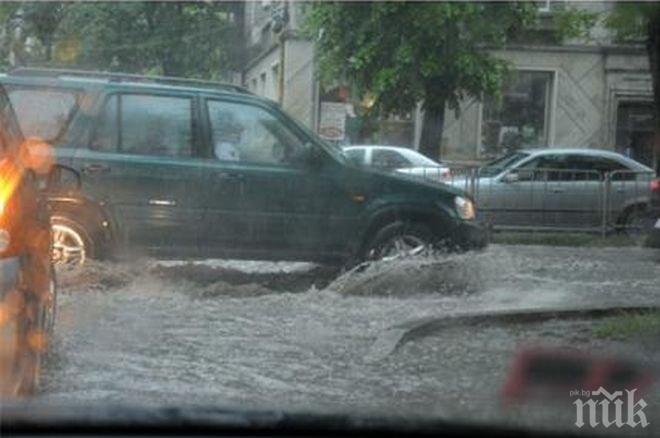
(419, 104), (445, 160)
(43, 35), (52, 63)
(647, 11), (660, 175)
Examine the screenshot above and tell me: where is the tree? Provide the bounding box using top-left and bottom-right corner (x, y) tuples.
(22, 2), (67, 62)
(55, 2), (242, 79)
(606, 2), (660, 173)
(0, 3), (21, 68)
(1, 2), (243, 81)
(304, 2), (535, 158)
(305, 2), (593, 159)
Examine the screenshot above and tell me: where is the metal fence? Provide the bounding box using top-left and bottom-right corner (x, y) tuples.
(403, 166), (655, 236)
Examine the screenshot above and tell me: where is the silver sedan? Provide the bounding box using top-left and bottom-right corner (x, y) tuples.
(450, 148), (655, 231)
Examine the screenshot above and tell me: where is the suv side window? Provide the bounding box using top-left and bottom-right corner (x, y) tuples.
(207, 100), (306, 165)
(372, 149), (410, 169)
(122, 94), (192, 157)
(92, 95), (118, 152)
(92, 94), (193, 157)
(6, 86), (79, 143)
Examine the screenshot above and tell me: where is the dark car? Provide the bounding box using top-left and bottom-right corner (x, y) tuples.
(0, 68), (488, 265)
(0, 85), (56, 397)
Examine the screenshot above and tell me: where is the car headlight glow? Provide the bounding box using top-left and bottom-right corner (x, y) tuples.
(455, 196), (475, 220)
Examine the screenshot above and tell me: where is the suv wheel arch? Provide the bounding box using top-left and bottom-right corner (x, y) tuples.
(356, 207), (452, 259)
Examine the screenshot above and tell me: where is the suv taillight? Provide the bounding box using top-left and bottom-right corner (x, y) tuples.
(651, 178), (660, 193)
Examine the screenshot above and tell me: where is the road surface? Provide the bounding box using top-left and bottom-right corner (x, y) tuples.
(34, 244), (660, 433)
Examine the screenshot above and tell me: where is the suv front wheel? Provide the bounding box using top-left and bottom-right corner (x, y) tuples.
(361, 221), (437, 261)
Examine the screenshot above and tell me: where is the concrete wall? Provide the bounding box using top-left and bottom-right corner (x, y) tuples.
(439, 46), (652, 163)
(282, 38), (316, 128)
(243, 37), (317, 129)
(244, 48), (280, 101)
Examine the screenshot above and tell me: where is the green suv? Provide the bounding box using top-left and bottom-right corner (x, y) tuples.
(0, 68), (488, 265)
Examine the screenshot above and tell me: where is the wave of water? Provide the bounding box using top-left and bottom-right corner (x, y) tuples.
(41, 245), (660, 417)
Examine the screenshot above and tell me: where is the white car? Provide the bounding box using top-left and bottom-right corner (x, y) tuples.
(342, 145), (451, 182)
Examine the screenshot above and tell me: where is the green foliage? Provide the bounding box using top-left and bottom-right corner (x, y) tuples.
(593, 310), (660, 340)
(0, 3), (21, 69)
(605, 2), (658, 43)
(1, 2), (242, 80)
(22, 2), (67, 60)
(304, 2), (537, 116)
(553, 4), (598, 42)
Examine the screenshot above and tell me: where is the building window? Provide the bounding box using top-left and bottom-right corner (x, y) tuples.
(480, 70), (553, 159)
(615, 101), (655, 168)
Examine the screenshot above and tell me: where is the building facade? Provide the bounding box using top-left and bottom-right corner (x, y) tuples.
(242, 1), (657, 170)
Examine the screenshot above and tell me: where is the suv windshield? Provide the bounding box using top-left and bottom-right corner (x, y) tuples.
(0, 85), (23, 155)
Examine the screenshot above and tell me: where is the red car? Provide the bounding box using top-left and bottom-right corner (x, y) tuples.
(0, 85), (57, 397)
(646, 177), (660, 248)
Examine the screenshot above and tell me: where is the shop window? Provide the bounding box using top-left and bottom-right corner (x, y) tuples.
(481, 70), (553, 159)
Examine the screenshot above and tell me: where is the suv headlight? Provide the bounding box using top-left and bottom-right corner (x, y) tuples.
(455, 196), (475, 220)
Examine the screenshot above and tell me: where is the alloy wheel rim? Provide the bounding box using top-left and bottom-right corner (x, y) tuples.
(52, 224), (86, 266)
(378, 234), (428, 260)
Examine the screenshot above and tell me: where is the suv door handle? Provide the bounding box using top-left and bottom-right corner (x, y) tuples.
(215, 172), (244, 182)
(551, 187), (565, 193)
(82, 163), (111, 174)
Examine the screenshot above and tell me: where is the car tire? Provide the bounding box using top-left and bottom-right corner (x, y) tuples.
(51, 216), (94, 267)
(620, 205), (652, 243)
(361, 221), (436, 261)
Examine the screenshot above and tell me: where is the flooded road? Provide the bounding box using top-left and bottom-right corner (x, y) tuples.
(36, 244), (660, 430)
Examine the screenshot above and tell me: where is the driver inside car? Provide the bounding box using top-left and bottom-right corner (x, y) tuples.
(213, 114), (243, 162)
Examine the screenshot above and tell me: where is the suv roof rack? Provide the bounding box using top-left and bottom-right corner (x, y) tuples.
(9, 67), (250, 94)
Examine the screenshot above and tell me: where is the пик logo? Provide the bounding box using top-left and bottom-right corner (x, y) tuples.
(573, 387), (649, 429)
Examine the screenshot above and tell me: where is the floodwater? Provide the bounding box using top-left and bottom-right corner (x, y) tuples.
(33, 244), (660, 431)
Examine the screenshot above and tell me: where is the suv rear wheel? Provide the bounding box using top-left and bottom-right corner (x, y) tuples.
(362, 221), (436, 261)
(51, 217), (93, 266)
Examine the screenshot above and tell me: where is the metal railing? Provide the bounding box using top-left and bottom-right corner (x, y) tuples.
(396, 166), (655, 236)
